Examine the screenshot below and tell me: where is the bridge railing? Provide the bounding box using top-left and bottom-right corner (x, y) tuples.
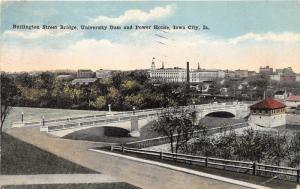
(44, 111), (160, 132)
(14, 102), (253, 128)
(43, 105), (249, 133)
(15, 108), (163, 128)
(17, 102), (251, 132)
(110, 145), (299, 183)
(125, 122), (248, 149)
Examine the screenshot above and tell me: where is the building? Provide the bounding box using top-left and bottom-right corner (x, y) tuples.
(296, 105), (300, 114)
(190, 69), (225, 83)
(224, 70), (235, 78)
(280, 75), (296, 82)
(275, 67), (294, 75)
(71, 78), (97, 85)
(96, 69), (111, 79)
(56, 74), (74, 81)
(77, 69), (95, 78)
(248, 71), (257, 77)
(234, 69), (249, 78)
(270, 74), (281, 81)
(249, 98), (286, 127)
(275, 67), (296, 82)
(273, 90), (287, 100)
(149, 60), (225, 83)
(296, 75), (300, 82)
(259, 66), (273, 77)
(285, 96), (300, 109)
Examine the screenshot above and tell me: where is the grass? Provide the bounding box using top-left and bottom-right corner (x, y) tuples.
(2, 183), (141, 189)
(1, 133), (95, 175)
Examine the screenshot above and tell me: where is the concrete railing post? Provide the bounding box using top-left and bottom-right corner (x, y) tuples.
(131, 115), (138, 132)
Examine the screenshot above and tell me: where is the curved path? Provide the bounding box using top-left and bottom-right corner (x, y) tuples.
(0, 174), (119, 186)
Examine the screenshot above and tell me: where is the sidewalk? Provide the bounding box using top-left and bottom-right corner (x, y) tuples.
(0, 174), (119, 186)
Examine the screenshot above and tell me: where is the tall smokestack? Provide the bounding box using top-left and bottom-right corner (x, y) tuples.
(186, 61), (190, 85)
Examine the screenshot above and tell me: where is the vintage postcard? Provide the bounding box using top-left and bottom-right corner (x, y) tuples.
(1, 1), (300, 189)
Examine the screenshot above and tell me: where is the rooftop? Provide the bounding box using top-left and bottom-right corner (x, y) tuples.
(286, 96), (300, 102)
(250, 98), (286, 110)
(274, 91), (285, 95)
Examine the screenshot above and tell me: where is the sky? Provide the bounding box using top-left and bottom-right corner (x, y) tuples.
(1, 1), (300, 72)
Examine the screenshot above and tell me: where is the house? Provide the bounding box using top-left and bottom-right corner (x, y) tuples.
(249, 98), (286, 127)
(285, 96), (300, 108)
(274, 90), (287, 100)
(296, 105), (300, 114)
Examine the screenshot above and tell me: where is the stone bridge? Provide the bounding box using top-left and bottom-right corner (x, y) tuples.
(14, 102), (251, 137)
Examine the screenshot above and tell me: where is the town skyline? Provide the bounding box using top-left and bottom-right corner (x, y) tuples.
(2, 62), (300, 74)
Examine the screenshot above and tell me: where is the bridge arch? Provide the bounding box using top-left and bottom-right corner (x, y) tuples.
(205, 111), (235, 118)
(63, 126), (131, 141)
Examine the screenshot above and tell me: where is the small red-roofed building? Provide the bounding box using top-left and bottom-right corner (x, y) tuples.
(285, 96), (300, 108)
(249, 98), (286, 127)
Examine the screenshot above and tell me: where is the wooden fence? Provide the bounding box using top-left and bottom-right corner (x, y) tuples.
(111, 146), (300, 183)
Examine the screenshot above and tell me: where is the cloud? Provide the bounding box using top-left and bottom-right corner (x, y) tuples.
(1, 32), (300, 73)
(89, 5), (174, 25)
(3, 30), (76, 39)
(229, 32), (300, 44)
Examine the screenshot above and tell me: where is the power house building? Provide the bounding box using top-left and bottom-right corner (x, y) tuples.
(249, 98), (286, 127)
(149, 60), (225, 83)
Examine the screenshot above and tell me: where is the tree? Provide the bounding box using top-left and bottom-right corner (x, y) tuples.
(124, 94), (145, 109)
(288, 133), (300, 168)
(152, 107), (202, 153)
(266, 132), (290, 166)
(1, 74), (19, 131)
(91, 96), (106, 110)
(0, 73), (19, 173)
(234, 128), (268, 162)
(121, 80), (140, 95)
(214, 128), (237, 159)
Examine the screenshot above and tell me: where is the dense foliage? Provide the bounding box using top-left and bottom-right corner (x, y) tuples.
(183, 128), (300, 167)
(152, 107), (204, 153)
(9, 71), (196, 111)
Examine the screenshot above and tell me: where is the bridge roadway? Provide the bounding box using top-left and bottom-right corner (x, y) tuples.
(14, 102), (251, 137)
